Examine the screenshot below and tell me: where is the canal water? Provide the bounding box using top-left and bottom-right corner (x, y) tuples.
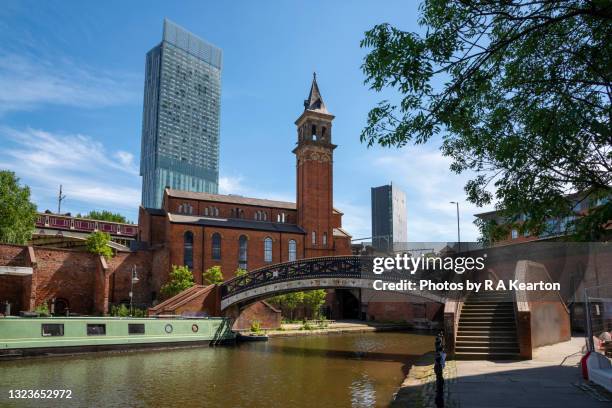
(0, 331), (434, 408)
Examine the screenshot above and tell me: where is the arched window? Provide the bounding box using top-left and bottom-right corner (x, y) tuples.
(238, 235), (248, 270)
(184, 231), (194, 269)
(277, 214), (281, 222)
(311, 124), (317, 140)
(204, 207), (209, 216)
(288, 240), (297, 262)
(323, 232), (327, 247)
(212, 233), (221, 260)
(312, 231), (316, 245)
(264, 237), (273, 262)
(214, 207), (219, 216)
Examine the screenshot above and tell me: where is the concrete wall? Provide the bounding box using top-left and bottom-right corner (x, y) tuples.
(515, 260), (571, 359)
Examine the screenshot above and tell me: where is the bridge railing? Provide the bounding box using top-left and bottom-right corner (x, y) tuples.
(219, 255), (458, 301)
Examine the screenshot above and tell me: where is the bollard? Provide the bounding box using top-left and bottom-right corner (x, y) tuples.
(434, 331), (445, 408)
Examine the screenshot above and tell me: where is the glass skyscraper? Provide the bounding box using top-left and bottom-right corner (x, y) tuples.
(140, 19), (222, 209)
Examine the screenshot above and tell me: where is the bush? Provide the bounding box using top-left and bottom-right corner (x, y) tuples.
(203, 265), (224, 285)
(86, 231), (114, 259)
(35, 302), (50, 317)
(110, 304), (147, 317)
(250, 320), (262, 334)
(301, 321), (314, 331)
(161, 265), (195, 299)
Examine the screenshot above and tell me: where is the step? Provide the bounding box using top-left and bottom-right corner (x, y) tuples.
(456, 340), (519, 348)
(457, 331), (518, 337)
(456, 335), (518, 342)
(454, 351), (522, 360)
(461, 306), (514, 311)
(457, 327), (516, 333)
(459, 312), (515, 317)
(455, 346), (520, 354)
(460, 314), (515, 319)
(459, 316), (515, 321)
(459, 322), (516, 328)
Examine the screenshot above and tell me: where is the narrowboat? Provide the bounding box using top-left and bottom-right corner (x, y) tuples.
(0, 316), (235, 358)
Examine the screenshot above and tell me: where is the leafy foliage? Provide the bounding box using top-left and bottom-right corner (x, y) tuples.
(269, 290), (327, 320)
(86, 231), (114, 259)
(250, 320), (262, 334)
(77, 210), (130, 224)
(161, 265), (195, 298)
(203, 265), (224, 285)
(34, 302), (50, 317)
(360, 1), (611, 241)
(110, 304), (146, 317)
(302, 290), (327, 320)
(0, 171), (37, 244)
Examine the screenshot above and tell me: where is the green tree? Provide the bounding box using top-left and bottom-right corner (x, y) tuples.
(77, 210), (130, 224)
(360, 1), (611, 242)
(86, 231), (114, 259)
(203, 265), (224, 285)
(0, 171), (37, 244)
(303, 290), (327, 319)
(161, 265), (195, 298)
(281, 292), (304, 320)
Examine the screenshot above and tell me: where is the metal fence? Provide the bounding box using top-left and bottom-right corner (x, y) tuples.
(585, 283), (612, 357)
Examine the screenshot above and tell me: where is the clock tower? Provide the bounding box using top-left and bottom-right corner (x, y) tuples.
(294, 74), (336, 257)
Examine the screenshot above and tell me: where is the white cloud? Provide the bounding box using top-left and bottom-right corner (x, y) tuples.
(218, 175), (246, 195)
(0, 126), (140, 216)
(334, 200), (370, 239)
(0, 53), (139, 114)
(218, 173), (294, 203)
(366, 144), (495, 242)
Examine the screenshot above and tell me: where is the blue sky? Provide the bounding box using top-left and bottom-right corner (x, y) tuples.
(0, 0), (493, 241)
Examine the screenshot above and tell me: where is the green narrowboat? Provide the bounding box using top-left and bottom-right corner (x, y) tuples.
(0, 316), (235, 358)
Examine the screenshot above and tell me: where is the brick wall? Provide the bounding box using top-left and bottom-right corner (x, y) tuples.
(232, 301), (282, 331)
(167, 223), (306, 282)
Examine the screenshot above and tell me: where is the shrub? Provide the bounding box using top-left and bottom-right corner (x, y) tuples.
(35, 302), (50, 317)
(203, 265), (224, 285)
(250, 320), (262, 334)
(161, 265), (195, 298)
(110, 304), (129, 317)
(86, 231), (114, 259)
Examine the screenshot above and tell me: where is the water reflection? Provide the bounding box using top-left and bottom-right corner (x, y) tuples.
(0, 332), (433, 408)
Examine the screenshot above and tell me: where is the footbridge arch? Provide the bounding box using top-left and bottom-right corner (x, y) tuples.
(219, 256), (449, 311)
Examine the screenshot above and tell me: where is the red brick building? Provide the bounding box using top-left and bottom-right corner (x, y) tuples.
(138, 76), (352, 291)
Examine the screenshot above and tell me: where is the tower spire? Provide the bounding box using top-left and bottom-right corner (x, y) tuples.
(303, 72), (328, 113)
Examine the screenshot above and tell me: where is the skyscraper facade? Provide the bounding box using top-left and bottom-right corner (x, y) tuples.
(140, 19), (222, 209)
(371, 183), (407, 251)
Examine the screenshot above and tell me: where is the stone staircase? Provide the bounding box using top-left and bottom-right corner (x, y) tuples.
(455, 290), (521, 360)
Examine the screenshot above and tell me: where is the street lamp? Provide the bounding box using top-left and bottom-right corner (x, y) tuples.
(450, 201), (461, 252)
(129, 265), (139, 317)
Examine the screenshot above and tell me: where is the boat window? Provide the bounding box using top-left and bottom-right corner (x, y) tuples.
(87, 324), (106, 336)
(128, 323), (145, 335)
(41, 324), (64, 337)
(165, 324), (173, 334)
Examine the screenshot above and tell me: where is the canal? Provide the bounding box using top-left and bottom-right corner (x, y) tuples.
(0, 331), (434, 407)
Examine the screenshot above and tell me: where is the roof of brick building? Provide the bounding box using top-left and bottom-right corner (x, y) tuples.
(168, 213), (306, 234)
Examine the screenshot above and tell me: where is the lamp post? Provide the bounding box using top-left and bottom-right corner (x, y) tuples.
(129, 265), (139, 317)
(450, 201), (461, 252)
